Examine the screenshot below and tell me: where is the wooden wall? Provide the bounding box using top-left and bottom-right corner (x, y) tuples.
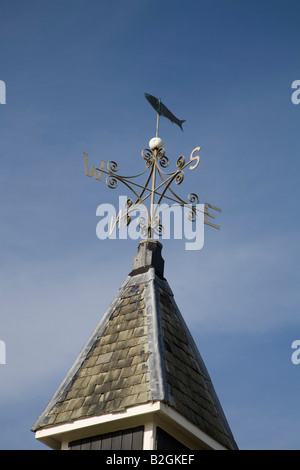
(69, 426), (144, 450)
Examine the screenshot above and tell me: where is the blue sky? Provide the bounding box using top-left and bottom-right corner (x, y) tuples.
(0, 0), (300, 449)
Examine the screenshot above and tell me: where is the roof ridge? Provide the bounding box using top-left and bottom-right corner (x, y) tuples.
(144, 273), (166, 402)
(32, 269), (161, 432)
(158, 277), (238, 450)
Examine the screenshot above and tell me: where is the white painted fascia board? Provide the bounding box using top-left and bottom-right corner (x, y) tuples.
(157, 403), (227, 450)
(35, 402), (161, 447)
(35, 401), (227, 451)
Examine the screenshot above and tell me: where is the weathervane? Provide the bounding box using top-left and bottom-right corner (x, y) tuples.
(84, 93), (221, 238)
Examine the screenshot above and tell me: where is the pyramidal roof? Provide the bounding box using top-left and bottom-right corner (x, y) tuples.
(32, 240), (237, 450)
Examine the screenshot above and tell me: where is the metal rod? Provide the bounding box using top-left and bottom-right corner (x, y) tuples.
(156, 98), (161, 137)
(149, 151), (157, 237)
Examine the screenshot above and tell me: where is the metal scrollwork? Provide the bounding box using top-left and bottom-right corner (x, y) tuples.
(126, 198), (133, 209)
(157, 149), (169, 169)
(106, 176), (118, 189)
(187, 208), (197, 222)
(137, 214), (164, 238)
(156, 147), (165, 159)
(152, 215), (164, 236)
(124, 213), (131, 226)
(188, 193), (199, 204)
(175, 170), (184, 185)
(137, 216), (148, 237)
(141, 149), (154, 168)
(84, 140), (221, 239)
(107, 161), (119, 174)
(176, 155), (185, 169)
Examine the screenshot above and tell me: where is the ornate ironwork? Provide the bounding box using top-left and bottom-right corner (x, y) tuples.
(84, 140), (221, 238)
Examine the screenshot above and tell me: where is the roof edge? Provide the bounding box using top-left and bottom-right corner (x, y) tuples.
(31, 274), (133, 432)
(161, 278), (239, 450)
(31, 268), (166, 433)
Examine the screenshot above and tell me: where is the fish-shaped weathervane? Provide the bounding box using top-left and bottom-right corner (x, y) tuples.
(144, 93), (186, 134)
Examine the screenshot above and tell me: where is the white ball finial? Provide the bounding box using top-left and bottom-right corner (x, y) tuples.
(149, 137), (164, 150)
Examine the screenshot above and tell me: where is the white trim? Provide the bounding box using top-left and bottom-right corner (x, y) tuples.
(157, 403), (226, 450)
(35, 401), (227, 450)
(36, 402), (160, 441)
(36, 402), (161, 448)
(61, 441), (69, 451)
(143, 420), (156, 450)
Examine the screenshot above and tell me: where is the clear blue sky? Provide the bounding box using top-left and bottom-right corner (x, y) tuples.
(1, 0), (300, 449)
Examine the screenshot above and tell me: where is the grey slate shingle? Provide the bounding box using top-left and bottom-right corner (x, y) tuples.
(32, 240), (238, 450)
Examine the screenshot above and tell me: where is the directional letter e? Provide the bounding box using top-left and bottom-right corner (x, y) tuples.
(0, 80), (6, 104)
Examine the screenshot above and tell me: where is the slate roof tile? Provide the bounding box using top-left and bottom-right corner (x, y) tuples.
(32, 241), (237, 450)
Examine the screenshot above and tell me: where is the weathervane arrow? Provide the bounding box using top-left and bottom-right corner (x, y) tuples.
(144, 93), (186, 135)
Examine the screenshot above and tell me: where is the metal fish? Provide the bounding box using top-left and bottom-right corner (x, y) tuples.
(144, 93), (186, 131)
